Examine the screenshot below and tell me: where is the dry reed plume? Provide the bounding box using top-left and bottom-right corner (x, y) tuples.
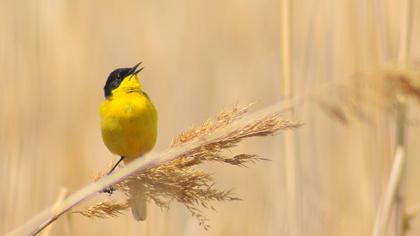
(74, 200), (129, 218)
(74, 104), (302, 229)
(318, 65), (420, 124)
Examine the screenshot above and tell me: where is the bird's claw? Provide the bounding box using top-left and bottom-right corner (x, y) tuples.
(103, 186), (115, 195)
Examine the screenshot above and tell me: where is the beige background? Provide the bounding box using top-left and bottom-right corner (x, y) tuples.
(1, 0), (420, 235)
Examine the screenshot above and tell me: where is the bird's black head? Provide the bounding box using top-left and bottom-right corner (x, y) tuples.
(104, 62), (143, 98)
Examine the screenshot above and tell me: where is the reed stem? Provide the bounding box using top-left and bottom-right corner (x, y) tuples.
(281, 0), (298, 235)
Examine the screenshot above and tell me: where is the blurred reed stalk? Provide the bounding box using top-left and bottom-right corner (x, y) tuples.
(372, 0), (413, 235)
(40, 188), (68, 236)
(281, 0), (298, 235)
(372, 148), (405, 236)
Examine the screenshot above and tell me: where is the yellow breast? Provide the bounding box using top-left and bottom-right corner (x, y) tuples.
(100, 92), (158, 160)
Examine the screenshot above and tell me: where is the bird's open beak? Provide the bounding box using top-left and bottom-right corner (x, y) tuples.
(133, 67), (144, 75)
(128, 62), (144, 76)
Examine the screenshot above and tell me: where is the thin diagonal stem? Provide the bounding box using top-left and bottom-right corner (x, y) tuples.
(372, 147), (405, 236)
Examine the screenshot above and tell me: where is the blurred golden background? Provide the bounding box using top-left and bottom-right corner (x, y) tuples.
(1, 0), (420, 235)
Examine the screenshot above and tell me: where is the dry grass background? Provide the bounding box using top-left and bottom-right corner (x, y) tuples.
(1, 0), (420, 235)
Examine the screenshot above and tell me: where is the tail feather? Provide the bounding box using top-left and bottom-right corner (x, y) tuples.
(128, 181), (147, 221)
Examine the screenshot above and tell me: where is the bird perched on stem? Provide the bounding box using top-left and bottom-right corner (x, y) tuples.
(100, 62), (158, 221)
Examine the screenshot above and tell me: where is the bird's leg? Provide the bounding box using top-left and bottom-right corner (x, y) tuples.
(103, 156), (125, 195)
(107, 156), (125, 175)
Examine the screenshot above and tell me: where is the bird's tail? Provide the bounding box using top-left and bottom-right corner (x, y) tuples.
(128, 181), (147, 221)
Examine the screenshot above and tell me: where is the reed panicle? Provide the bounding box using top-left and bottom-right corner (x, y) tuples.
(74, 104), (302, 229)
(73, 200), (129, 218)
(319, 65), (420, 124)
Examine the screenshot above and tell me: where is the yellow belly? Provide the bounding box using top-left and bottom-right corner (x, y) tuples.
(100, 93), (157, 160)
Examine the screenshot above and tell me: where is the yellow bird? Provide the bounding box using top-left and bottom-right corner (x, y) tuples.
(100, 62), (158, 221)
